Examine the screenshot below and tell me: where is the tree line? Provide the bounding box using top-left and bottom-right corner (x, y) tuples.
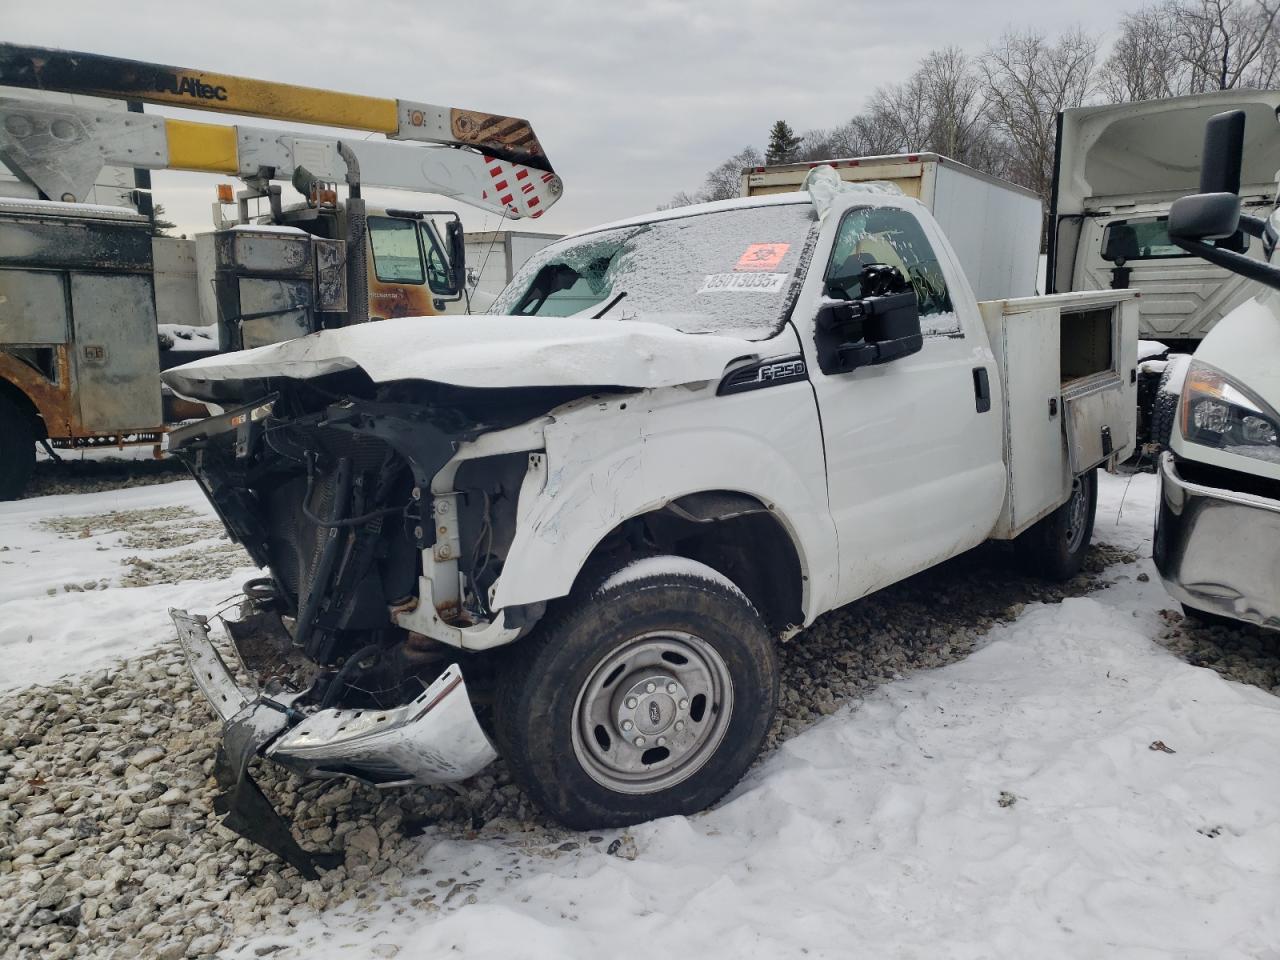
(665, 0), (1278, 209)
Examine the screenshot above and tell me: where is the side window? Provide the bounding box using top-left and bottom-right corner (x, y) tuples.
(826, 206), (957, 336)
(368, 217), (425, 284)
(1101, 215), (1249, 262)
(422, 223), (459, 295)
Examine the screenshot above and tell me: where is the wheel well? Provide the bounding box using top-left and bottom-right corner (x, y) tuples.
(0, 377), (46, 440)
(576, 491), (805, 637)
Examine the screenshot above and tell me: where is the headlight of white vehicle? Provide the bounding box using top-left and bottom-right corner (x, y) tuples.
(1180, 360), (1280, 464)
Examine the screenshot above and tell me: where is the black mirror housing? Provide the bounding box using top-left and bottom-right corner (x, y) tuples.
(1168, 192), (1242, 242)
(1199, 110), (1245, 196)
(816, 289), (923, 374)
(446, 220), (467, 294)
(1102, 223), (1140, 264)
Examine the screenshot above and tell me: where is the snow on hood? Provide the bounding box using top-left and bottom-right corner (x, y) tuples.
(161, 315), (764, 401)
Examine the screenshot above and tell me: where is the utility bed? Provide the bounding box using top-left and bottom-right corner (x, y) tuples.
(980, 289), (1140, 537)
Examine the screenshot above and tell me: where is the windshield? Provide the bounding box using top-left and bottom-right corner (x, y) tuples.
(489, 203), (817, 340)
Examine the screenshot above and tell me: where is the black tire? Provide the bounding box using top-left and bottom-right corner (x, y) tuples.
(0, 394), (37, 501)
(1149, 361), (1183, 450)
(493, 556), (778, 830)
(1014, 469), (1098, 581)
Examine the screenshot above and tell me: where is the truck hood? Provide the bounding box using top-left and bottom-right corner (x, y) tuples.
(1056, 91), (1280, 215)
(1195, 292), (1280, 412)
(162, 315), (765, 402)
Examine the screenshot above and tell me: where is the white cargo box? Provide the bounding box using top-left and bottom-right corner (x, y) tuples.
(980, 289), (1140, 538)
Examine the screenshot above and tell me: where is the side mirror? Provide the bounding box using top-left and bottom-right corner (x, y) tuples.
(446, 220), (467, 294)
(815, 287), (922, 374)
(1169, 109), (1246, 244)
(1102, 223), (1139, 265)
(1168, 192), (1242, 242)
(1198, 110), (1245, 196)
(1168, 109), (1280, 292)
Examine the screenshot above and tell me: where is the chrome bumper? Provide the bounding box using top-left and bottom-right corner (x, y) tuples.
(170, 609), (496, 787)
(1153, 453), (1280, 631)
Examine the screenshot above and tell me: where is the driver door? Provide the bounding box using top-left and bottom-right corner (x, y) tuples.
(799, 202), (1004, 606)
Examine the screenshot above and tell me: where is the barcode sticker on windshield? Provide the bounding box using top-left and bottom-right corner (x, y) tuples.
(698, 273), (788, 294)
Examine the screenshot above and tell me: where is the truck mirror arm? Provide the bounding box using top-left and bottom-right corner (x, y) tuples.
(1172, 236), (1280, 293)
(1237, 213), (1269, 240)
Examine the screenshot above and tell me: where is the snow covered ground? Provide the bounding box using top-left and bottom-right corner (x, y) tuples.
(0, 481), (256, 691)
(2, 472), (1278, 959)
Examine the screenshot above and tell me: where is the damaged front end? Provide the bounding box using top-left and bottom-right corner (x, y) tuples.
(165, 372), (589, 875)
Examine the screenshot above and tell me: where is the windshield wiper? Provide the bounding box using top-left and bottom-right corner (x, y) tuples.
(592, 291), (628, 319)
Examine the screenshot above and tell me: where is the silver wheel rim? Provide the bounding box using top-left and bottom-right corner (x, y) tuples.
(1065, 475), (1088, 553)
(570, 631), (734, 795)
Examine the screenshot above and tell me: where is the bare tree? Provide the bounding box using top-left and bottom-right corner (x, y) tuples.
(703, 146), (764, 200)
(1099, 6), (1187, 101)
(1172, 0), (1280, 90)
(839, 113), (910, 157)
(981, 28), (1099, 199)
(1099, 0), (1278, 101)
(660, 146), (764, 208)
(803, 48), (1004, 173)
(917, 47), (997, 165)
(866, 72), (933, 155)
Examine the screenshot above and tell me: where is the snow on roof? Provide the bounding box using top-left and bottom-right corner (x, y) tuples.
(234, 223), (309, 235)
(576, 191), (810, 238)
(0, 195), (147, 222)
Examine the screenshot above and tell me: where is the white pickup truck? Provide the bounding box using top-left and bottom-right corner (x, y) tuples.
(162, 169), (1138, 874)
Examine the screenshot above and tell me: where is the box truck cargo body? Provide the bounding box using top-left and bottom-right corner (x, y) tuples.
(741, 152), (1043, 301)
(464, 229), (561, 309)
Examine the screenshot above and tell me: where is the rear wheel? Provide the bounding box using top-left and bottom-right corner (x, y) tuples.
(0, 394), (36, 501)
(494, 556), (778, 829)
(1014, 469), (1097, 581)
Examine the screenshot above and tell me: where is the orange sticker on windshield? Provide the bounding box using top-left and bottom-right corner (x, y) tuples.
(735, 243), (790, 271)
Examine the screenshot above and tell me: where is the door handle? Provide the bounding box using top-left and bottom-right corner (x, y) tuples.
(972, 367), (991, 413)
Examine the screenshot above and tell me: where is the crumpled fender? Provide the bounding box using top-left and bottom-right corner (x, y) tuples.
(488, 381), (838, 623)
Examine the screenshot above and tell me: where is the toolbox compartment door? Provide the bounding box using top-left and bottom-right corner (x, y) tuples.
(1059, 295), (1140, 473)
(1062, 372), (1131, 473)
(70, 273), (162, 432)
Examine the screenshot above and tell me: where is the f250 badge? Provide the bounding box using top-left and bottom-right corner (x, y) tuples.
(758, 360), (806, 381)
(717, 355), (808, 396)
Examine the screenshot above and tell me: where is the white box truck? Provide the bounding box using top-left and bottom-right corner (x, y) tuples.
(741, 152), (1043, 301)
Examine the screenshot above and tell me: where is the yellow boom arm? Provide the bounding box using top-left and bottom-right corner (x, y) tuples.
(0, 44), (561, 218)
(0, 43), (550, 172)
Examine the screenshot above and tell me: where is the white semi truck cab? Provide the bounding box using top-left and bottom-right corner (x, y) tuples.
(1050, 91), (1280, 350)
(1152, 110), (1280, 632)
(161, 168), (1138, 875)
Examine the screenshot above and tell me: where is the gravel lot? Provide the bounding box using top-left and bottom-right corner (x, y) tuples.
(1, 477), (1276, 959)
(24, 456), (188, 500)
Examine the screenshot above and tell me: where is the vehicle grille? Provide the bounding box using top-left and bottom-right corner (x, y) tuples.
(264, 426), (393, 607)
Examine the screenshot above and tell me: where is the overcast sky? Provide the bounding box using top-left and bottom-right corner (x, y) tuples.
(7, 0), (1149, 237)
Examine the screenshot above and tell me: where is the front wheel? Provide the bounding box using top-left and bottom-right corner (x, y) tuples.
(1014, 468), (1098, 581)
(493, 556), (778, 829)
(0, 394), (36, 501)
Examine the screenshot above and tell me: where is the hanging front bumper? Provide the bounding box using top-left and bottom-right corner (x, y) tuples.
(170, 609), (497, 786)
(1153, 453), (1280, 631)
